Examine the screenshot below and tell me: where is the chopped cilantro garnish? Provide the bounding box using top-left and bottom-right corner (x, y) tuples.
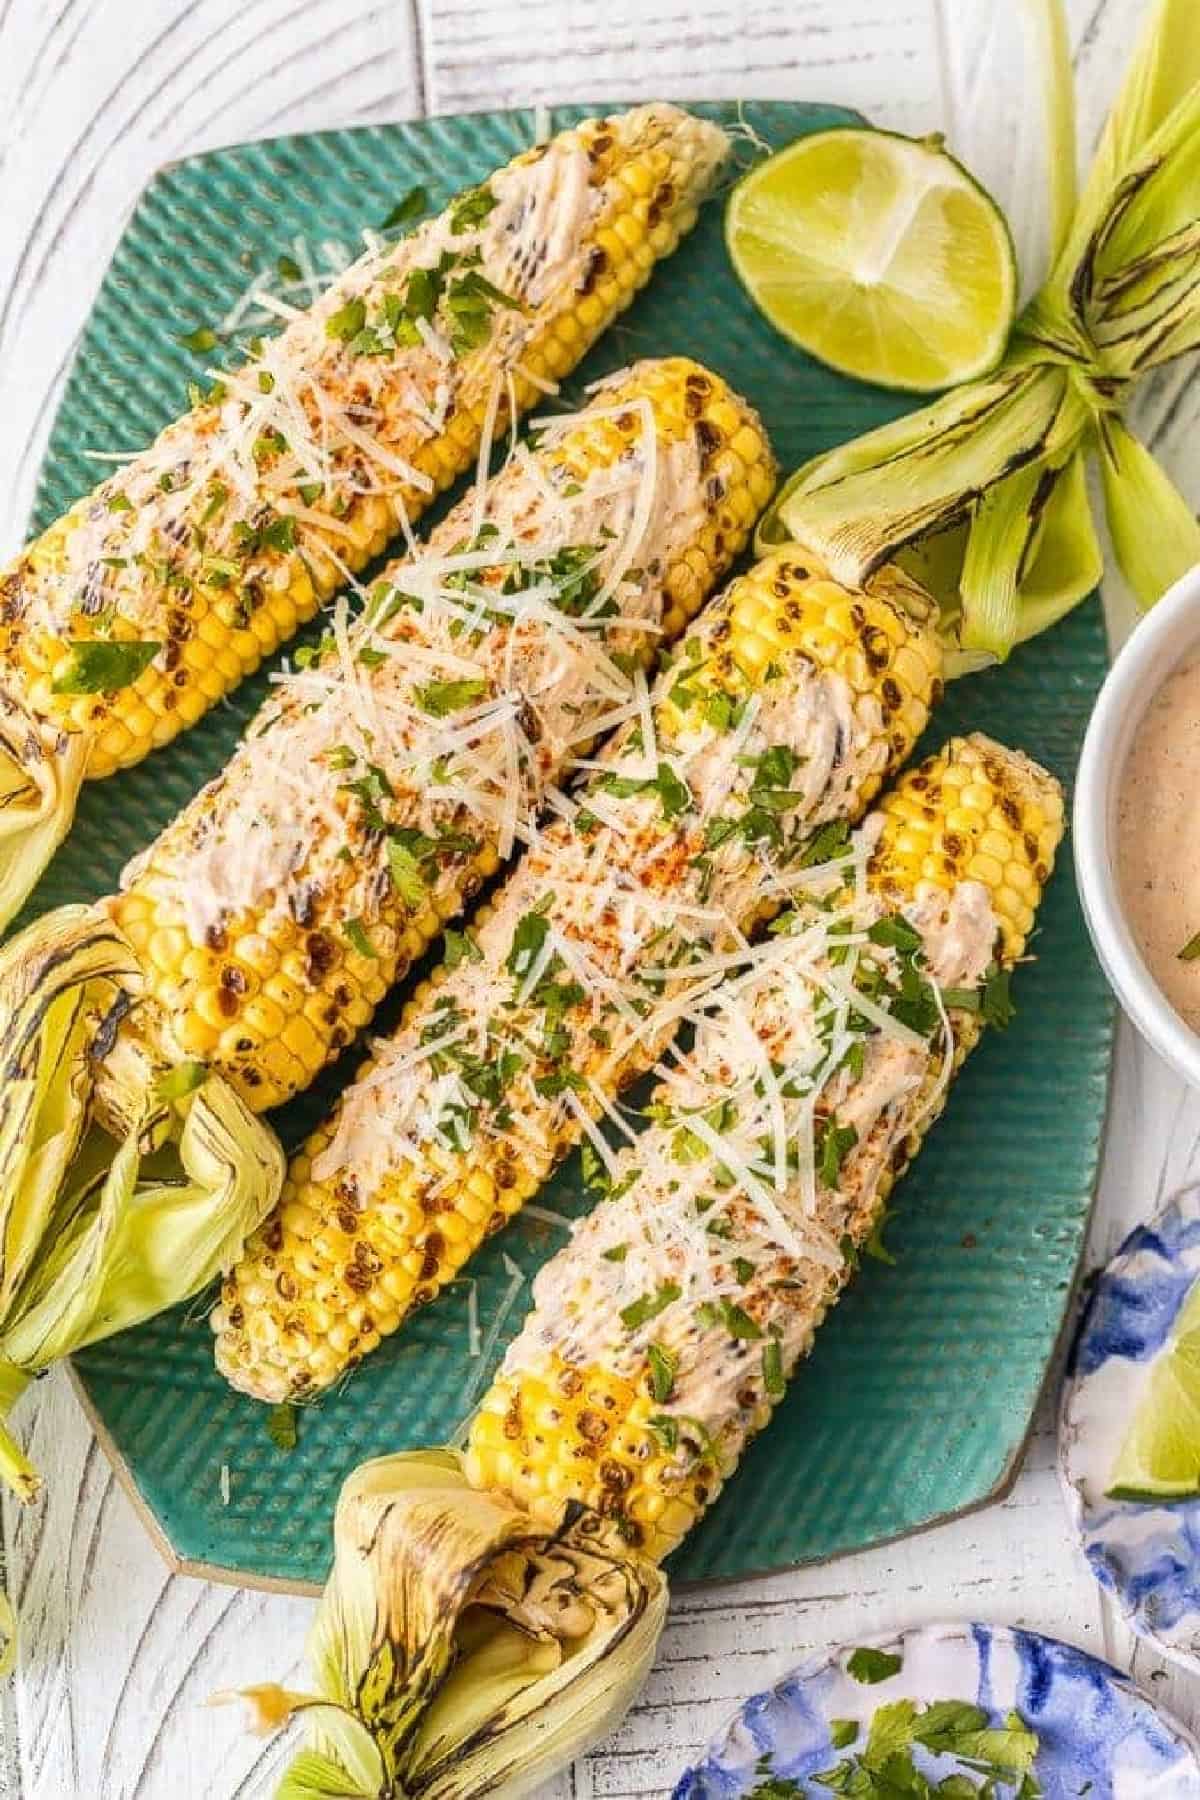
(846, 1646), (903, 1685)
(449, 184), (499, 234)
(506, 907), (552, 984)
(867, 915), (923, 953)
(620, 1283), (681, 1332)
(444, 927), (483, 969)
(696, 1297), (762, 1340)
(52, 639), (160, 696)
(105, 490), (133, 514)
(646, 1342), (678, 1403)
(601, 760), (692, 820)
(386, 838), (431, 908)
(1181, 930), (1200, 962)
(179, 325), (218, 353)
(381, 185), (430, 231)
(416, 675), (488, 716)
(762, 1336), (784, 1399)
(326, 296), (367, 342)
(266, 1402), (298, 1452)
(258, 513), (297, 553)
(277, 253), (302, 283)
(816, 1117), (858, 1188)
(344, 917), (377, 958)
(799, 819), (853, 868)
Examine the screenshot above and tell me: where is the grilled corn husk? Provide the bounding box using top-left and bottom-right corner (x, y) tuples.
(0, 104), (729, 930)
(214, 548), (943, 1403)
(0, 361), (771, 1496)
(234, 734), (1061, 1800)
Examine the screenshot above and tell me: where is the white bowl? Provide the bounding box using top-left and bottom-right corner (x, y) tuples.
(1075, 562), (1200, 1087)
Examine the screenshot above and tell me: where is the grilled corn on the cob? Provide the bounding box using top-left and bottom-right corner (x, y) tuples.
(214, 549), (944, 1402)
(227, 734), (1062, 1800)
(95, 358), (772, 1122)
(462, 735), (1062, 1558)
(0, 104), (729, 929)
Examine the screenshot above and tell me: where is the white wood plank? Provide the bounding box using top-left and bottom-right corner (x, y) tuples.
(0, 0), (424, 557)
(5, 0), (1198, 1796)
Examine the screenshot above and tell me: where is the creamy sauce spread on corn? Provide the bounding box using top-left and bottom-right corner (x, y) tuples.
(495, 837), (999, 1458)
(314, 627), (892, 1186)
(120, 384), (706, 947)
(6, 106), (722, 656)
(1117, 654), (1200, 1033)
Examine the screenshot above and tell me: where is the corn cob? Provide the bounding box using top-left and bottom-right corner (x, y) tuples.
(214, 548), (944, 1402)
(83, 359), (770, 1131)
(463, 735), (1063, 1559)
(0, 105), (729, 930)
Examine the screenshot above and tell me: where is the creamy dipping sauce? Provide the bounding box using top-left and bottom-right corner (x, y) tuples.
(1118, 653), (1200, 1031)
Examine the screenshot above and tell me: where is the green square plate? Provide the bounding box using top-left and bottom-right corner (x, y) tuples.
(22, 101), (1113, 1592)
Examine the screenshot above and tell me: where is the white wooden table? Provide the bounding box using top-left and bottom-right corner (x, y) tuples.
(2, 1), (1197, 1794)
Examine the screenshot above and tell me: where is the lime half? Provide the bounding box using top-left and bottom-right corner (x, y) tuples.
(725, 127), (1017, 393)
(1108, 1276), (1200, 1504)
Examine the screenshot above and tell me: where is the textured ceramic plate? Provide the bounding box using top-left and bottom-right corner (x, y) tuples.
(22, 101), (1114, 1591)
(673, 1621), (1200, 1797)
(1061, 1184), (1200, 1674)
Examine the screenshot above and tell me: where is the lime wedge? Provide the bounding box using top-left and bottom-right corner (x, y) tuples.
(1107, 1276), (1200, 1503)
(725, 128), (1017, 393)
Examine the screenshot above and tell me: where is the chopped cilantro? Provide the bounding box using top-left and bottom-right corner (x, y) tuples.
(601, 760), (692, 820)
(696, 1297), (762, 1340)
(52, 639), (160, 696)
(867, 915), (923, 953)
(386, 838), (430, 908)
(344, 917), (377, 959)
(762, 1336), (784, 1400)
(846, 1647), (902, 1685)
(416, 675), (488, 716)
(382, 184), (430, 231)
(816, 1117), (858, 1188)
(449, 184), (499, 234)
(506, 908), (552, 984)
(266, 1402), (298, 1452)
(620, 1283), (681, 1332)
(179, 325), (218, 353)
(444, 927), (483, 969)
(259, 513), (297, 553)
(326, 296), (367, 342)
(646, 1342), (678, 1403)
(105, 491), (133, 514)
(277, 253), (302, 283)
(799, 819), (852, 868)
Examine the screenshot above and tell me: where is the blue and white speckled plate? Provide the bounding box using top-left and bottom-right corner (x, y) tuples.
(673, 1621), (1200, 1798)
(1060, 1184), (1200, 1673)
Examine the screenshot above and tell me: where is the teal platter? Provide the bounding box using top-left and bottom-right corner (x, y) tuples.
(20, 100), (1113, 1591)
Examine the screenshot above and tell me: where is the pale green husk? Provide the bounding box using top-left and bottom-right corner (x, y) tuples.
(0, 903), (283, 1503)
(0, 712), (89, 935)
(757, 0), (1200, 664)
(231, 1450), (668, 1800)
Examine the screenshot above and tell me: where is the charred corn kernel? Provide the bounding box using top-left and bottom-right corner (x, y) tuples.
(0, 109), (733, 940)
(91, 359), (771, 1131)
(214, 550), (943, 1404)
(462, 736), (1064, 1561)
(1, 106), (728, 782)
